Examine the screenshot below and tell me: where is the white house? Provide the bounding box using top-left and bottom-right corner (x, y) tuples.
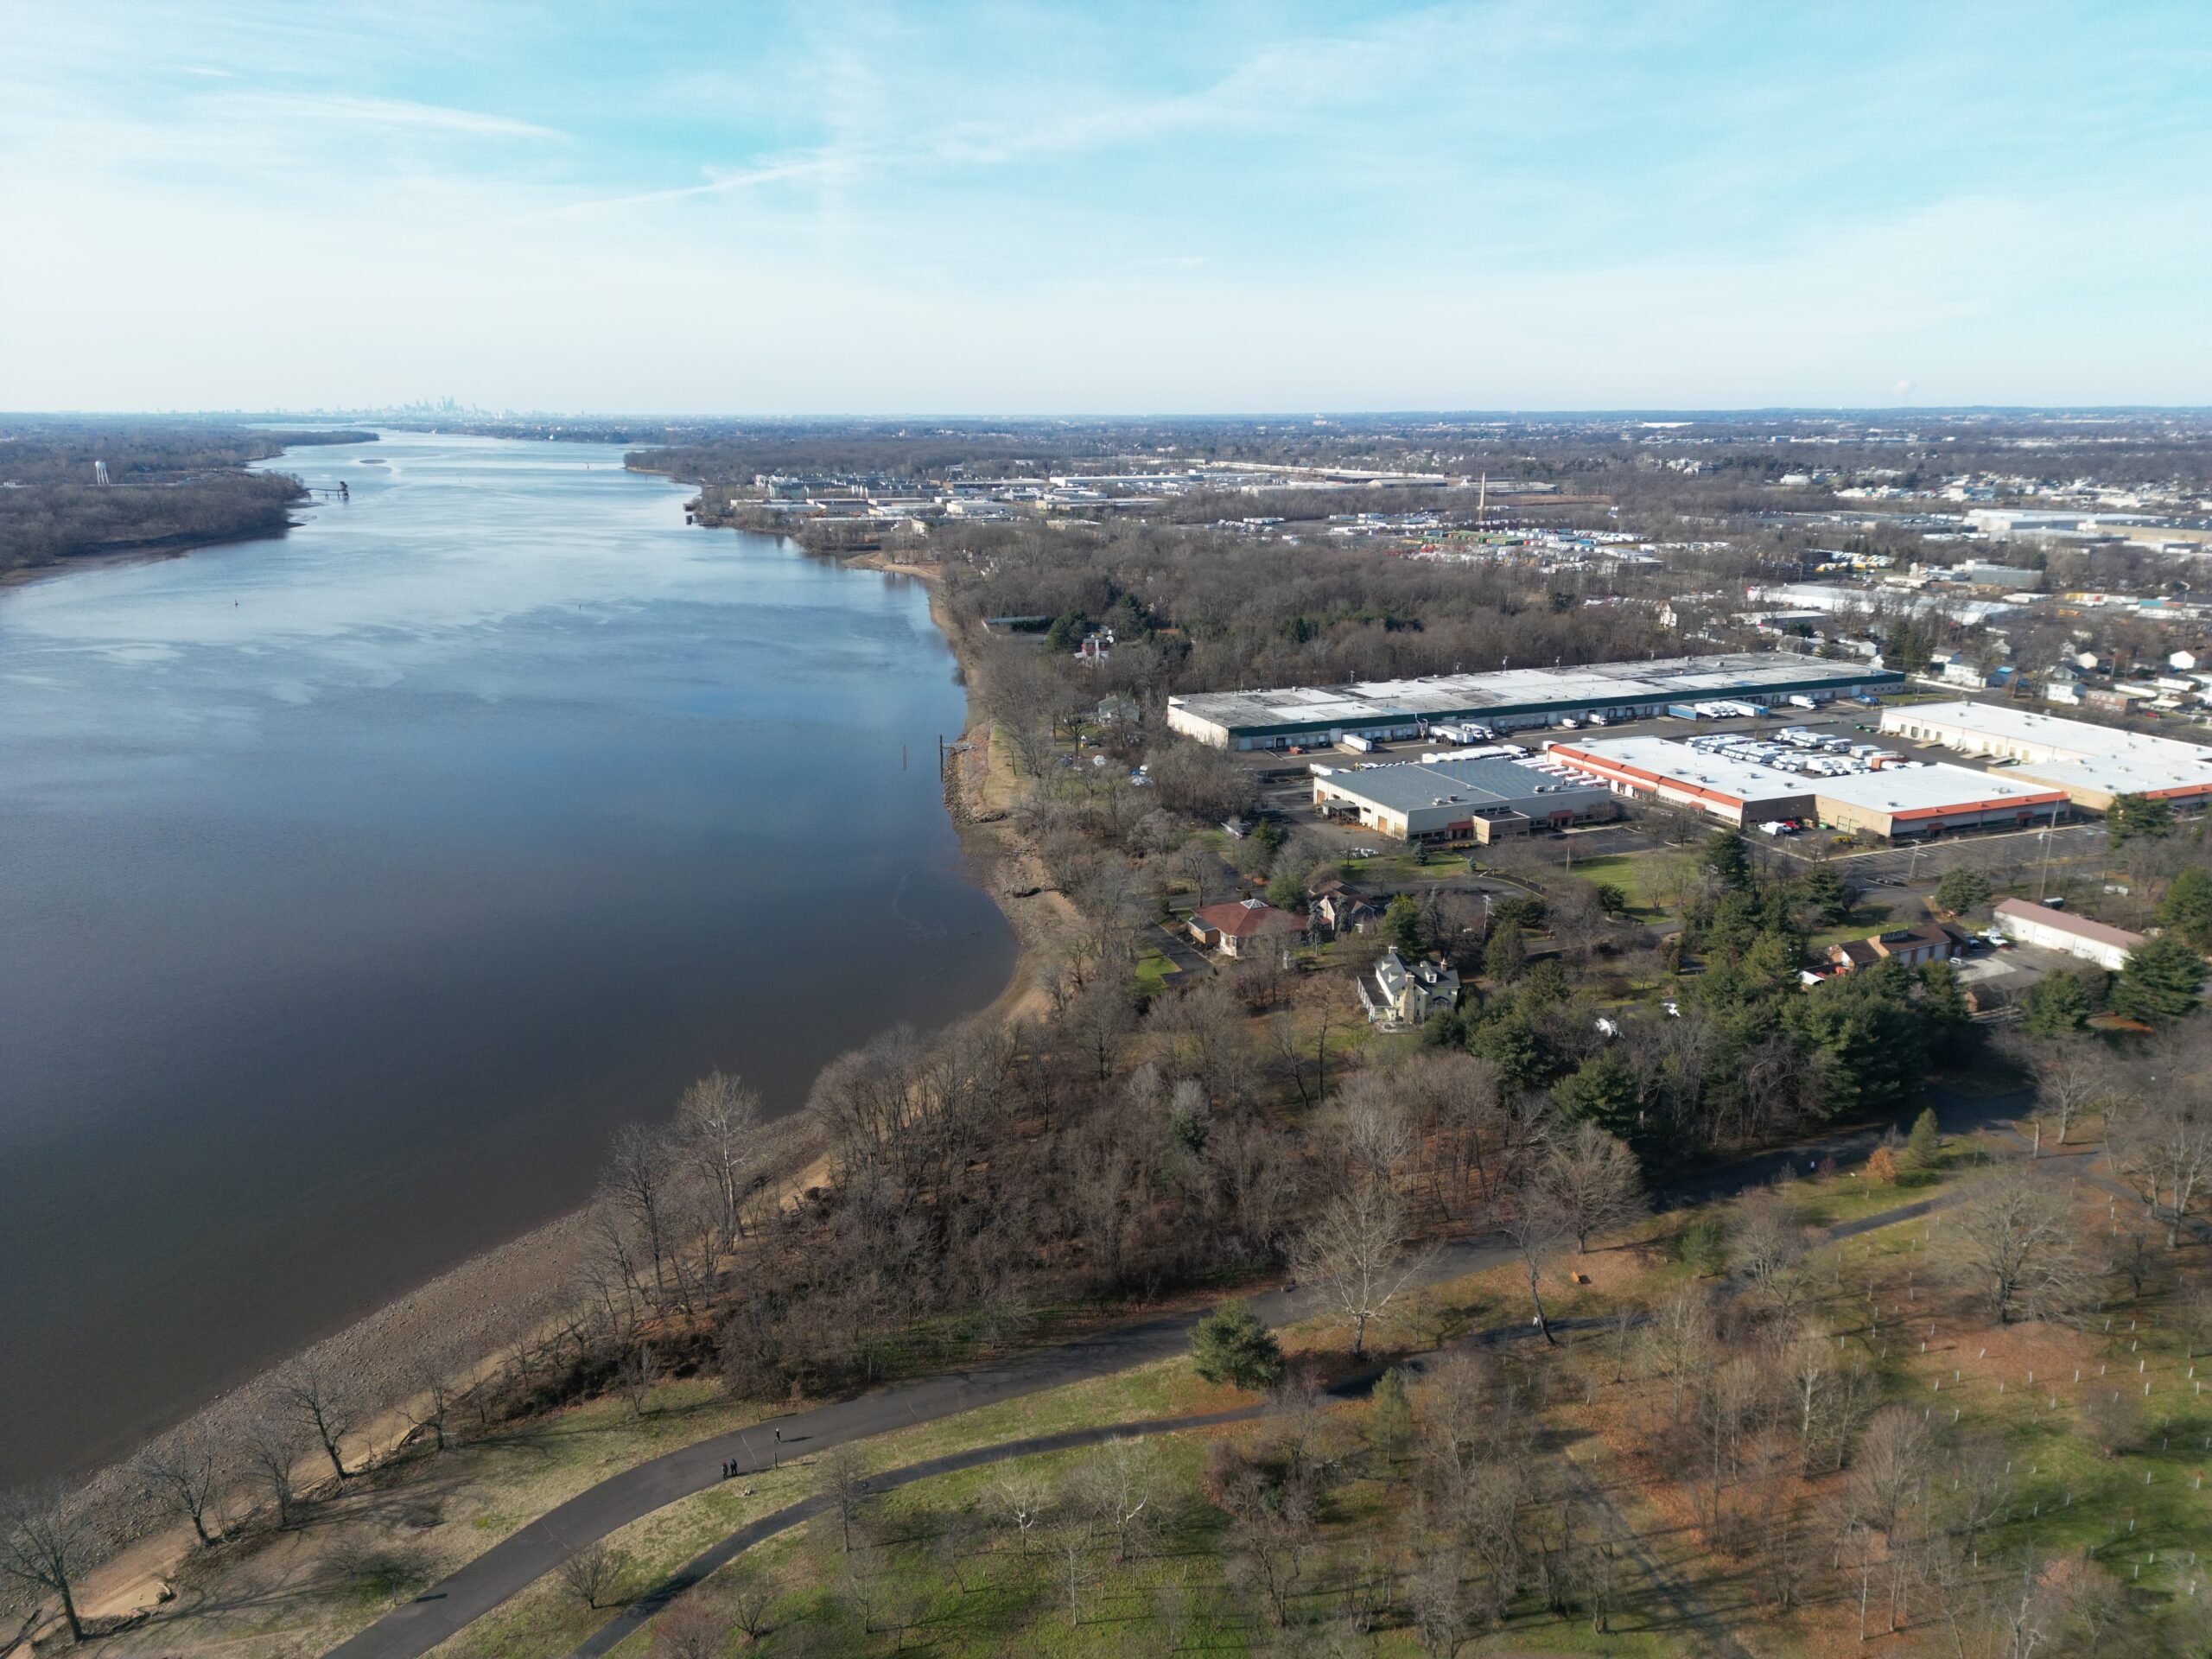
(1358, 949), (1460, 1028)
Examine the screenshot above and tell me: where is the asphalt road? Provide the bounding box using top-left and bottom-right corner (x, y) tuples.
(327, 1085), (2033, 1659)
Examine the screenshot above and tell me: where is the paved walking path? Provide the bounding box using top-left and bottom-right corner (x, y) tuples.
(328, 1086), (2032, 1659)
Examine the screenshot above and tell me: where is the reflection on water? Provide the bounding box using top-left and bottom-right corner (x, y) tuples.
(0, 432), (1014, 1481)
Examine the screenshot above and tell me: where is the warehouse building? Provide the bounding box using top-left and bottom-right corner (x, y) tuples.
(1166, 652), (1902, 750)
(1310, 753), (1615, 844)
(1992, 898), (2144, 971)
(1809, 766), (2069, 839)
(1879, 701), (2212, 812)
(1547, 736), (2066, 838)
(1544, 737), (1815, 827)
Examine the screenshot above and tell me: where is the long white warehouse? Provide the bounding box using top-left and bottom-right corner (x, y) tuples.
(1878, 701), (2212, 811)
(1167, 652), (1901, 750)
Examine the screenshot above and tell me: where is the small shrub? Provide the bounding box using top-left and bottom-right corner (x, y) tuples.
(1670, 1214), (1730, 1276)
(1191, 1300), (1285, 1391)
(2081, 1389), (2143, 1458)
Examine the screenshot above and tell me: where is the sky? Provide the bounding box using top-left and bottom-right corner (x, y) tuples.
(3, 1), (2209, 414)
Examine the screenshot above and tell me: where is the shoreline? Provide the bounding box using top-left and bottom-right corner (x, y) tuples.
(61, 535), (1054, 1631)
(0, 523), (295, 591)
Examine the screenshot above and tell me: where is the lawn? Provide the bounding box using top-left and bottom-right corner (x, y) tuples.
(1561, 850), (1697, 920)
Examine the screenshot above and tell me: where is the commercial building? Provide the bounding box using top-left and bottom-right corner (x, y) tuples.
(1992, 898), (2144, 971)
(1166, 652), (1902, 750)
(1879, 701), (2212, 812)
(1544, 737), (1815, 828)
(1827, 925), (1958, 974)
(1309, 753), (1615, 844)
(1547, 736), (2065, 838)
(1808, 766), (2069, 839)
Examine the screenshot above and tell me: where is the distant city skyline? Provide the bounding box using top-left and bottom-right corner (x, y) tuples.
(3, 1), (2209, 413)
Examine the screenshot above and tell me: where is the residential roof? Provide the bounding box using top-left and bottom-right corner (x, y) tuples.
(1191, 897), (1300, 938)
(1993, 898), (2147, 952)
(1872, 925), (1953, 954)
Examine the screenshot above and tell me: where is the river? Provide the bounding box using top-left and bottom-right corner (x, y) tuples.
(0, 431), (1016, 1483)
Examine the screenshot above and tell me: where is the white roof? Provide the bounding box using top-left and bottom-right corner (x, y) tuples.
(1892, 700), (2212, 796)
(1548, 736), (1812, 806)
(1810, 763), (2067, 817)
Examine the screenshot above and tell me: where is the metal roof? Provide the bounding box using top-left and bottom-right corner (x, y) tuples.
(1171, 651), (1895, 735)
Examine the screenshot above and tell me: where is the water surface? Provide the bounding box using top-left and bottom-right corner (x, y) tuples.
(0, 432), (1014, 1481)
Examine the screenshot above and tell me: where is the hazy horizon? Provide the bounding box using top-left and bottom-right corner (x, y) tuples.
(5, 1), (2209, 414)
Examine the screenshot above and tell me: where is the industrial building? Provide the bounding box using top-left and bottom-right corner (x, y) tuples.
(1991, 899), (2144, 971)
(1808, 766), (2069, 839)
(1547, 736), (2067, 838)
(1310, 753), (1615, 844)
(1166, 652), (1902, 750)
(1543, 737), (1815, 827)
(1879, 701), (2212, 812)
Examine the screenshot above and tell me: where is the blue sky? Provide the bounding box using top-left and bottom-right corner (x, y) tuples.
(3, 2), (2208, 412)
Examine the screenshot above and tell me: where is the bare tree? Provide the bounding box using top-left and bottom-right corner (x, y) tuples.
(818, 1442), (872, 1555)
(726, 1565), (774, 1642)
(1293, 1180), (1429, 1357)
(406, 1357), (458, 1453)
(1066, 1437), (1160, 1564)
(1495, 1185), (1576, 1344)
(557, 1539), (626, 1611)
(1950, 1166), (2097, 1325)
(601, 1122), (680, 1307)
(2107, 1096), (2212, 1247)
(1542, 1122), (1646, 1253)
(1730, 1193), (1819, 1321)
(653, 1598), (726, 1659)
(1640, 1285), (1716, 1414)
(277, 1359), (359, 1482)
(0, 1484), (96, 1644)
(1326, 1071), (1416, 1192)
(2018, 1033), (2107, 1149)
(676, 1070), (762, 1255)
(134, 1421), (230, 1547)
(1408, 1549), (1476, 1657)
(242, 1407), (306, 1529)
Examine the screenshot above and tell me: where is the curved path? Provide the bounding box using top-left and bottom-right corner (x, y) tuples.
(328, 1085), (2031, 1659)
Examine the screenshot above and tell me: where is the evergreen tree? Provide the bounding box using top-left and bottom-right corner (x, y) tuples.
(1484, 920), (1527, 982)
(1796, 863), (1854, 925)
(1366, 1368), (1414, 1471)
(1520, 958), (1571, 1006)
(1904, 1106), (1942, 1169)
(1917, 959), (1974, 1059)
(1189, 1300), (1284, 1390)
(1931, 867), (1993, 918)
(2109, 793), (2175, 844)
(2158, 867), (2212, 951)
(1706, 827), (1754, 893)
(1044, 609), (1086, 652)
(2018, 968), (2098, 1038)
(1468, 1002), (1549, 1090)
(1385, 894), (1423, 956)
(2111, 933), (2208, 1024)
(1788, 961), (1930, 1122)
(1553, 1046), (1642, 1141)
